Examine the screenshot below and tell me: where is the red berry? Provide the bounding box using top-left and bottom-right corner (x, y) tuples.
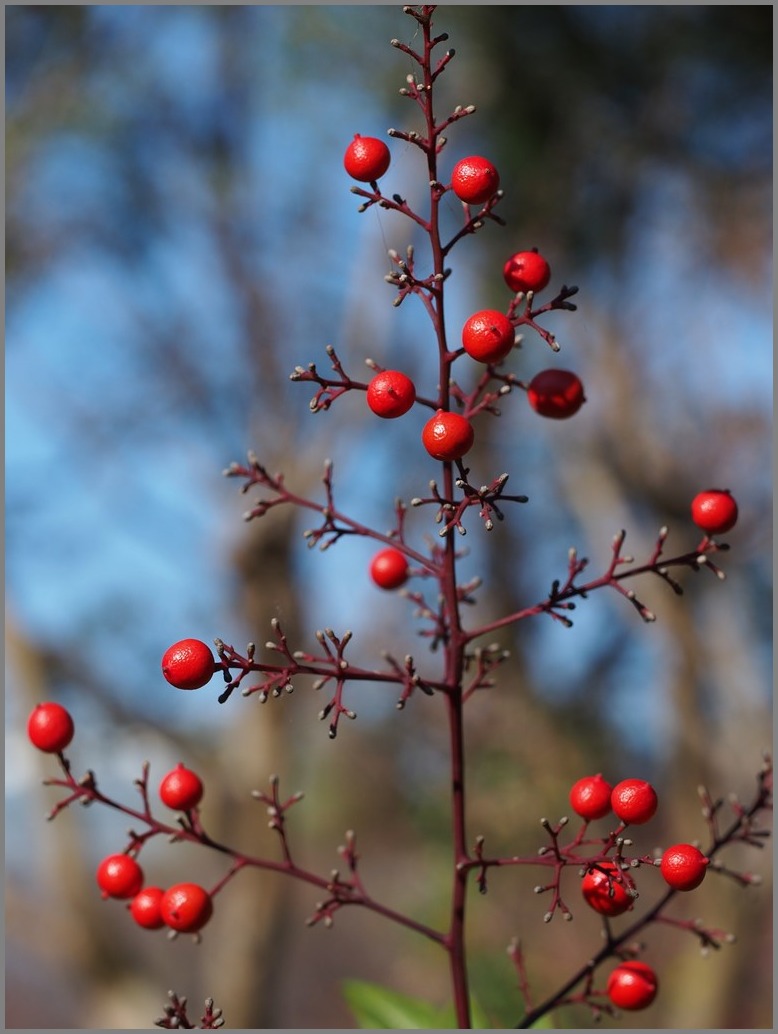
(161, 638), (215, 690)
(421, 410), (475, 462)
(581, 861), (633, 917)
(27, 702), (74, 753)
(606, 961), (658, 1010)
(611, 778), (658, 825)
(129, 886), (166, 930)
(370, 548), (409, 590)
(159, 763), (204, 811)
(503, 249), (551, 295)
(343, 134), (391, 182)
(659, 843), (709, 891)
(569, 774), (613, 821)
(451, 155), (500, 205)
(527, 369), (585, 419)
(366, 370), (416, 418)
(96, 854), (144, 900)
(691, 489), (738, 536)
(160, 882), (213, 933)
(461, 310), (515, 364)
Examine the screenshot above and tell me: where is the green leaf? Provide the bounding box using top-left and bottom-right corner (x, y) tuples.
(343, 979), (497, 1029)
(437, 994), (492, 1028)
(528, 1013), (556, 1029)
(342, 980), (441, 1029)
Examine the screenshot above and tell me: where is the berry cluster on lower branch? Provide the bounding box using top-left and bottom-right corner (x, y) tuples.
(28, 701), (772, 1026)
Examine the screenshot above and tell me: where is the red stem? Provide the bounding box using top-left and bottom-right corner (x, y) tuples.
(414, 9), (473, 1026)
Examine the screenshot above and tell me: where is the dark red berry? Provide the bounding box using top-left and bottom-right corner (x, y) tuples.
(27, 702), (74, 753)
(527, 369), (585, 419)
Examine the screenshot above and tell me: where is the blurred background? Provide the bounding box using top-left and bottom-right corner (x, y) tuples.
(5, 5), (772, 1029)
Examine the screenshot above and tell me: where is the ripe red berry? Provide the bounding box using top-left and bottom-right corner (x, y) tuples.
(659, 843), (709, 891)
(450, 155), (500, 206)
(343, 134), (391, 182)
(690, 489), (738, 536)
(161, 638), (215, 690)
(27, 701), (74, 753)
(159, 763), (204, 812)
(96, 853), (144, 900)
(160, 882), (214, 933)
(611, 778), (658, 825)
(503, 249), (551, 295)
(527, 369), (586, 419)
(366, 370), (416, 418)
(569, 774), (613, 821)
(370, 548), (409, 590)
(129, 886), (166, 930)
(581, 861), (633, 917)
(606, 961), (658, 1010)
(461, 310), (515, 364)
(421, 410), (475, 462)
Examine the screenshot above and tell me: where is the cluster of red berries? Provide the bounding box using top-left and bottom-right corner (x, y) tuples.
(566, 772), (711, 1010)
(27, 700), (214, 934)
(98, 854), (213, 934)
(343, 141), (584, 461)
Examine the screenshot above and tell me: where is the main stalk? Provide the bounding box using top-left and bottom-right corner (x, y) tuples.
(416, 8), (473, 1027)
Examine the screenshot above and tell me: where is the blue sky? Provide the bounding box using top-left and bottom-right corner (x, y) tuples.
(7, 5), (772, 758)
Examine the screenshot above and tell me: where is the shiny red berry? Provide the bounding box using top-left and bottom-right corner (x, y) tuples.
(503, 249), (551, 295)
(161, 639), (215, 690)
(27, 702), (74, 753)
(161, 882), (213, 933)
(659, 843), (709, 891)
(461, 310), (515, 364)
(691, 489), (738, 535)
(611, 778), (658, 825)
(343, 134), (391, 182)
(606, 961), (658, 1010)
(370, 548), (409, 590)
(451, 155), (500, 205)
(581, 861), (633, 916)
(366, 370), (416, 418)
(421, 410), (475, 462)
(527, 369), (586, 419)
(129, 886), (166, 930)
(159, 763), (204, 811)
(96, 854), (144, 900)
(569, 774), (613, 821)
